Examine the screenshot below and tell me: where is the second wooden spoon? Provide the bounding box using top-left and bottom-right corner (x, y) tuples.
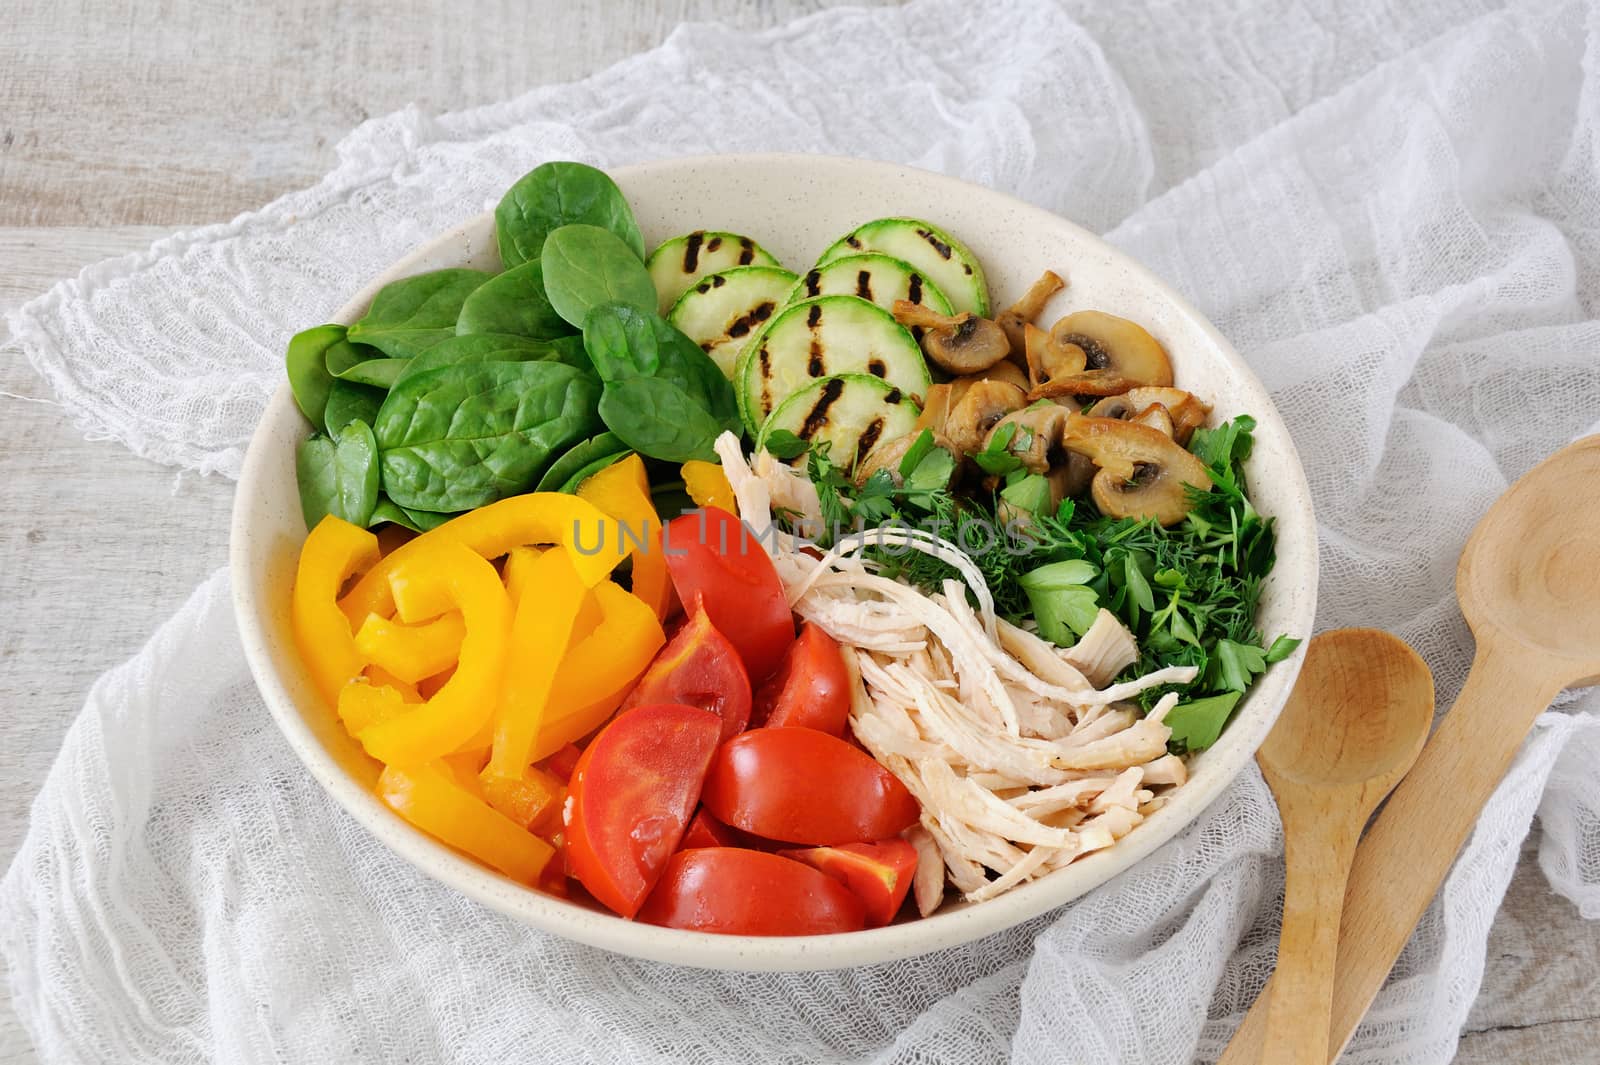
(1216, 629), (1434, 1065)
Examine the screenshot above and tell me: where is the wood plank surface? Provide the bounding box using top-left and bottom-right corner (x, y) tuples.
(1, 2), (1595, 1063)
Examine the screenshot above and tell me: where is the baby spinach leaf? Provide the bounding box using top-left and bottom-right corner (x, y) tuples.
(348, 269), (493, 357)
(323, 337), (384, 377)
(456, 260), (573, 340)
(395, 333), (590, 385)
(581, 302), (741, 464)
(1164, 691), (1243, 753)
(541, 225), (656, 329)
(324, 379), (386, 435)
(598, 378), (730, 464)
(496, 161), (646, 269)
(296, 420), (379, 530)
(370, 497), (461, 531)
(537, 432), (628, 492)
(285, 324), (345, 431)
(332, 357), (410, 389)
(374, 360), (601, 512)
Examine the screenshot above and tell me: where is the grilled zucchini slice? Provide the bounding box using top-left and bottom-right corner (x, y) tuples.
(646, 231), (781, 314)
(735, 295), (930, 431)
(756, 373), (921, 469)
(667, 265), (799, 379)
(783, 253), (953, 318)
(816, 218), (988, 316)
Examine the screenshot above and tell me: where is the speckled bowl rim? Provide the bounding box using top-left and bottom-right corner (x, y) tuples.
(231, 153), (1318, 972)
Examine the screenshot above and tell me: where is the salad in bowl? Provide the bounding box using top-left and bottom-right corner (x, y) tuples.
(233, 155), (1316, 968)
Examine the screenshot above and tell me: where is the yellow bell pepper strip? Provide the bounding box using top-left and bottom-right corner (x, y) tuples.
(501, 545), (545, 609)
(418, 666), (456, 701)
(487, 546), (587, 780)
(293, 516), (382, 707)
(337, 680), (410, 734)
(681, 459), (737, 515)
(339, 493), (631, 627)
(377, 762), (552, 884)
(479, 765), (563, 831)
(527, 581), (664, 762)
(356, 540), (511, 766)
(577, 455), (673, 620)
(354, 611), (467, 685)
(364, 665), (421, 703)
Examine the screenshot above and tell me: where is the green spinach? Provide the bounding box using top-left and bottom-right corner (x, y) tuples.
(456, 260), (573, 340)
(285, 324), (345, 431)
(347, 269), (493, 357)
(541, 225), (656, 329)
(332, 357), (410, 389)
(395, 333), (589, 386)
(581, 302), (741, 463)
(297, 420), (379, 529)
(323, 379), (386, 435)
(536, 432), (628, 492)
(369, 497), (460, 532)
(496, 161), (646, 269)
(374, 360), (601, 512)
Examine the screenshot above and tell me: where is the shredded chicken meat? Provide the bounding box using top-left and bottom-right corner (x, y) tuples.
(715, 433), (1199, 914)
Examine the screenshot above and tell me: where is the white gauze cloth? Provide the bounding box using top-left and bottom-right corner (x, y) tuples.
(5, 1), (1600, 1062)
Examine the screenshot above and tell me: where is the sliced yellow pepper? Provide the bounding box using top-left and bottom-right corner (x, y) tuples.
(682, 459), (737, 514)
(578, 455), (673, 620)
(377, 762), (552, 884)
(501, 545), (545, 609)
(364, 665), (421, 703)
(339, 492), (632, 626)
(479, 764), (563, 832)
(528, 581), (664, 762)
(293, 516), (382, 707)
(487, 547), (586, 780)
(337, 680), (410, 734)
(354, 611), (466, 684)
(356, 540), (511, 766)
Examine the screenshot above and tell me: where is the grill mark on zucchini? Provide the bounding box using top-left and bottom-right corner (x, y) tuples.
(802, 269), (822, 298)
(807, 339), (825, 376)
(726, 301), (775, 340)
(738, 237), (755, 265)
(855, 270), (873, 301)
(916, 227), (953, 260)
(867, 358), (887, 378)
(807, 303), (823, 328)
(856, 418), (886, 461)
(683, 231), (705, 273)
(759, 348), (773, 411)
(798, 378), (846, 438)
(884, 388), (904, 404)
(706, 235), (724, 253)
(845, 235), (863, 250)
(907, 273), (924, 305)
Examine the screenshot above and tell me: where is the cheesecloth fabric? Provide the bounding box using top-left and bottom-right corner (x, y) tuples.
(5, 0), (1600, 1062)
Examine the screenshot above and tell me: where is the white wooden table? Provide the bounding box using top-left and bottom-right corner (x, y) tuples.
(2, 2), (1596, 1061)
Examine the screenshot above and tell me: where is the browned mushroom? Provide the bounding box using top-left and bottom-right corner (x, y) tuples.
(892, 300), (1011, 375)
(1130, 403), (1175, 438)
(1086, 386), (1212, 444)
(1024, 322), (1089, 393)
(856, 429), (958, 487)
(985, 403), (1071, 472)
(945, 379), (1027, 454)
(1060, 414), (1213, 525)
(956, 359), (1030, 393)
(1047, 311), (1174, 389)
(997, 270), (1066, 361)
(1027, 369), (1144, 400)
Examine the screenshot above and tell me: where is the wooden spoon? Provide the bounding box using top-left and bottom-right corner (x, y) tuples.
(1221, 435), (1600, 1063)
(1216, 630), (1433, 1065)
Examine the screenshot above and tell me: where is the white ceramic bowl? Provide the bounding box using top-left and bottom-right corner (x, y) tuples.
(231, 154), (1317, 971)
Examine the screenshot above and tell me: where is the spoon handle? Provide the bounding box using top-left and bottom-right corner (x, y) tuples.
(1221, 639), (1563, 1063)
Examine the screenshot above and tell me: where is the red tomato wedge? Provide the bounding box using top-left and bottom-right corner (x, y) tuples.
(637, 848), (866, 935)
(565, 704), (721, 918)
(750, 621), (850, 735)
(678, 809), (739, 851)
(663, 507), (794, 684)
(702, 728), (920, 845)
(777, 840), (918, 927)
(620, 596), (751, 742)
